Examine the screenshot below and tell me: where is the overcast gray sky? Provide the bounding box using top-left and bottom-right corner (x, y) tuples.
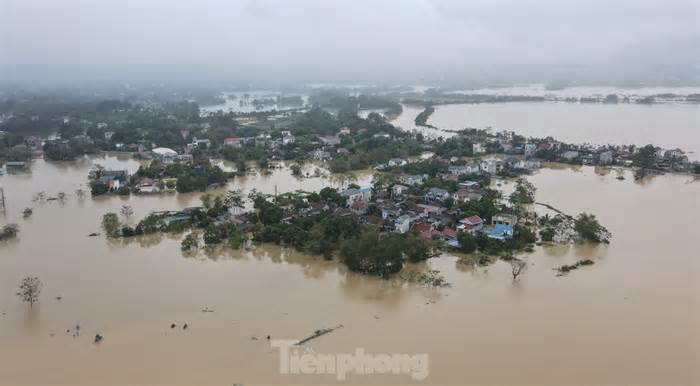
(1, 0), (698, 85)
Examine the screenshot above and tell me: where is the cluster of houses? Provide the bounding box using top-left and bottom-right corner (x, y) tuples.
(428, 130), (695, 175)
(89, 164), (179, 195)
(348, 180), (519, 248)
(269, 178), (522, 249)
(139, 205), (254, 235)
(494, 133), (694, 172)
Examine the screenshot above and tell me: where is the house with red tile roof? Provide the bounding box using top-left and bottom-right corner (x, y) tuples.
(458, 215), (484, 233)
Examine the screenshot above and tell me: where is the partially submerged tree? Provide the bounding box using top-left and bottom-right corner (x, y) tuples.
(181, 233), (199, 252)
(224, 189), (245, 209)
(510, 259), (527, 282)
(101, 212), (120, 238)
(290, 163), (302, 177)
(17, 277), (42, 308)
(200, 193), (213, 210)
(634, 144), (657, 169)
(574, 213), (611, 243)
(457, 232), (478, 253)
(0, 224), (19, 241)
(509, 178), (536, 206)
(120, 205), (134, 221)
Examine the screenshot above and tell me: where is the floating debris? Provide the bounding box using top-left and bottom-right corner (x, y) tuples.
(295, 325), (343, 346)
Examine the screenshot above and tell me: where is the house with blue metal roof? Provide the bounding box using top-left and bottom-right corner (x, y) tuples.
(486, 224), (514, 240)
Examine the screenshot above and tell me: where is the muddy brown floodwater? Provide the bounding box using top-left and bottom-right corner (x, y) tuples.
(0, 154), (698, 385)
(392, 102), (700, 160)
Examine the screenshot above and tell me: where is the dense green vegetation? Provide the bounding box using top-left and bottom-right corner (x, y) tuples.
(174, 164), (229, 193)
(633, 144), (657, 169)
(574, 213), (611, 243)
(456, 225), (536, 255)
(509, 178), (536, 206)
(181, 233), (199, 251)
(309, 90), (402, 116)
(101, 213), (120, 238)
(414, 106), (435, 127)
(44, 138), (98, 161)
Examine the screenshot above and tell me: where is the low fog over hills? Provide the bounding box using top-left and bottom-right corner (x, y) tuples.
(1, 0), (699, 87)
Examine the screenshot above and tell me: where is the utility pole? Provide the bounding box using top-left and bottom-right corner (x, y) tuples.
(0, 186), (5, 212)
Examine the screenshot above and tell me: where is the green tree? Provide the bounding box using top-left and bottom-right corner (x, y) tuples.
(203, 223), (226, 244)
(224, 189), (245, 209)
(90, 180), (109, 196)
(228, 228), (246, 249)
(402, 233), (432, 263)
(509, 178), (536, 205)
(319, 187), (345, 206)
(539, 227), (555, 242)
(254, 197), (284, 225)
(102, 213), (120, 238)
(181, 233), (199, 251)
(457, 232), (478, 253)
(200, 193), (213, 209)
(634, 144), (657, 169)
(17, 276), (42, 308)
(340, 230), (403, 278)
(574, 213), (611, 243)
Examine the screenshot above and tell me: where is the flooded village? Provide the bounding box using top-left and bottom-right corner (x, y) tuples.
(1, 85), (699, 385)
